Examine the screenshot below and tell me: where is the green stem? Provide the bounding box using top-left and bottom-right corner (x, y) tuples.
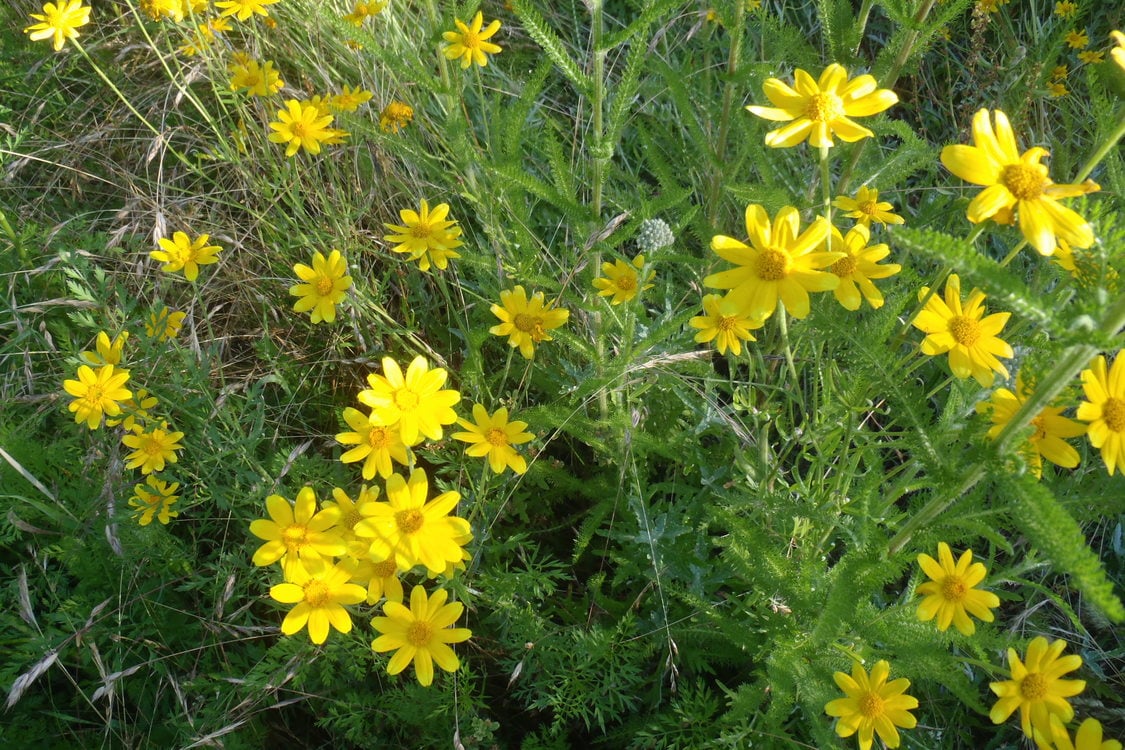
(819, 144), (833, 227)
(1075, 108), (1125, 182)
(837, 0), (937, 194)
(589, 0), (609, 424)
(707, 5), (745, 225)
(998, 239), (1028, 267)
(888, 289), (1125, 556)
(887, 466), (986, 556)
(852, 0), (876, 54)
(776, 302), (799, 385)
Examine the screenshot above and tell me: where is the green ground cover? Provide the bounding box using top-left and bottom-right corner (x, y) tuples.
(2, 0), (1124, 747)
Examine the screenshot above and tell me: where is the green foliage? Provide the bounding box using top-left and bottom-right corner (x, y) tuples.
(4, 0), (1125, 746)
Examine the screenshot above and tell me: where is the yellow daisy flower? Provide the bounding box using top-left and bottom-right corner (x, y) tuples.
(371, 585), (472, 686)
(442, 11), (502, 69)
(379, 101), (414, 133)
(383, 199), (463, 272)
(940, 109), (1100, 255)
(977, 371), (1086, 477)
(1048, 81), (1069, 97)
(324, 484), (381, 554)
(915, 542), (1000, 635)
(826, 224), (901, 311)
(25, 0), (91, 52)
(270, 558), (367, 645)
(1066, 29), (1089, 49)
(1113, 31), (1125, 71)
(335, 407), (411, 479)
(689, 293), (765, 356)
(1053, 1), (1077, 19)
(361, 557), (404, 605)
(289, 249), (352, 324)
(357, 356), (460, 446)
(228, 58), (284, 97)
(151, 231), (222, 282)
(140, 0), (184, 22)
(343, 0), (386, 26)
(703, 204), (838, 320)
(1034, 715), (1123, 750)
(452, 404), (534, 475)
(990, 636), (1085, 738)
(592, 254), (654, 305)
(1078, 50), (1104, 65)
(215, 0), (278, 21)
(79, 331), (128, 367)
(832, 185), (905, 227)
(489, 285), (570, 360)
(353, 468), (472, 576)
(1077, 353), (1125, 475)
(912, 274), (1013, 387)
(122, 425), (184, 474)
(268, 100), (338, 157)
(129, 475), (180, 526)
(330, 85), (373, 112)
(824, 660), (918, 750)
(250, 487), (347, 577)
(745, 63), (898, 148)
(146, 307), (187, 341)
(63, 364), (131, 429)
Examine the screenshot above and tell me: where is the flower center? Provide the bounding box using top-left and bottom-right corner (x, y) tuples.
(717, 315), (739, 333)
(513, 313), (539, 333)
(940, 576), (968, 601)
(1103, 397), (1125, 432)
(858, 691), (885, 718)
(410, 222), (433, 240)
(372, 558), (397, 578)
(615, 274), (637, 291)
(303, 579), (330, 607)
(832, 254), (858, 277)
(282, 524), (307, 551)
(1020, 672), (1048, 700)
(858, 200), (878, 217)
(486, 427), (509, 447)
(806, 92), (844, 123)
(1001, 164), (1046, 201)
(393, 389), (420, 411)
(395, 508), (425, 534)
(756, 248), (790, 282)
(83, 384), (107, 407)
(406, 620), (433, 646)
(948, 315), (981, 346)
(341, 509), (362, 529)
(461, 30), (481, 49)
(141, 436), (165, 456)
(315, 276), (335, 296)
(367, 425), (390, 448)
(290, 121), (310, 139)
(1030, 415), (1048, 441)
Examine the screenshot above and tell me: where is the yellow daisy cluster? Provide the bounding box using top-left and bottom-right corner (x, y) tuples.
(62, 328), (186, 526)
(249, 464), (473, 684)
(694, 64), (905, 361)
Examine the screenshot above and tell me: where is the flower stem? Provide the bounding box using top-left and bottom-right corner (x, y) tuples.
(820, 144), (833, 227)
(588, 0), (610, 424)
(837, 0), (937, 194)
(776, 302), (799, 385)
(1075, 109), (1125, 182)
(707, 5), (745, 225)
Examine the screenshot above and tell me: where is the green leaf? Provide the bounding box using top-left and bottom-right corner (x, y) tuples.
(999, 473), (1125, 623)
